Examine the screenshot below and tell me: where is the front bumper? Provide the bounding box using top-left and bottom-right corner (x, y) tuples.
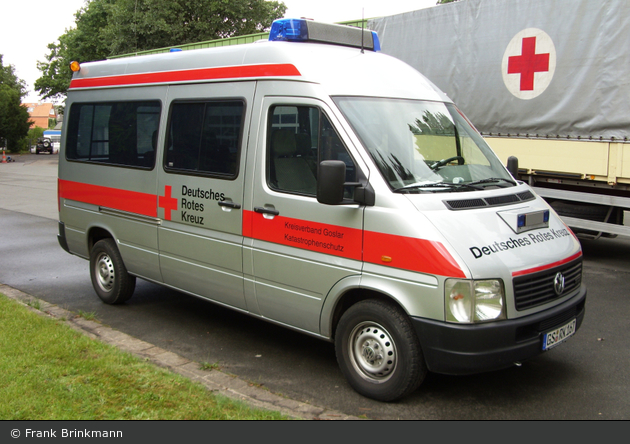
(411, 284), (587, 375)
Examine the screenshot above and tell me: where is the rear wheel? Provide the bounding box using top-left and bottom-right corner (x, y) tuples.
(89, 238), (135, 304)
(335, 299), (427, 401)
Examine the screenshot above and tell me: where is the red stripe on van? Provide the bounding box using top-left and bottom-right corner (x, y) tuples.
(364, 231), (466, 278)
(58, 179), (157, 218)
(69, 64), (301, 89)
(511, 251), (582, 277)
(244, 210), (466, 277)
(245, 210), (363, 260)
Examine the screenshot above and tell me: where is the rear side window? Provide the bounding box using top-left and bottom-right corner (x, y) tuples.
(66, 101), (161, 168)
(164, 101), (244, 178)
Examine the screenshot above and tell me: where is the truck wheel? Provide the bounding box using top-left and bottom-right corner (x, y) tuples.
(89, 238), (135, 304)
(335, 299), (427, 401)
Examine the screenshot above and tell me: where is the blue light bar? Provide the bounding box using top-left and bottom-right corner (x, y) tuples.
(269, 18), (381, 51)
(269, 19), (309, 42)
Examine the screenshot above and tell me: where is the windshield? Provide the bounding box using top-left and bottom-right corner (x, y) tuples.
(333, 97), (515, 193)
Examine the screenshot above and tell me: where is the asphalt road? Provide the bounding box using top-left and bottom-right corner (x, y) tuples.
(1, 154), (629, 420)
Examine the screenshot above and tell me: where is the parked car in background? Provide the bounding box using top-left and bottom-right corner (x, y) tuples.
(35, 137), (55, 154)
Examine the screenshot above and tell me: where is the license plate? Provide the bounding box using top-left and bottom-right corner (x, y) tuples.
(543, 318), (576, 350)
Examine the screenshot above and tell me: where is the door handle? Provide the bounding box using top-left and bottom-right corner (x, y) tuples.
(254, 206), (280, 216)
(218, 201), (241, 209)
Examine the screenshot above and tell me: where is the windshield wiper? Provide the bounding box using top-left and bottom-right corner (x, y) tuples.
(394, 182), (483, 192)
(466, 177), (516, 187)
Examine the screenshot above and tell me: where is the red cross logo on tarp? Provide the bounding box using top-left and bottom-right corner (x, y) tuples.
(502, 28), (556, 100)
(507, 36), (550, 91)
(158, 185), (178, 220)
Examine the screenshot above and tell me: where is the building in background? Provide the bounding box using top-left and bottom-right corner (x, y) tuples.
(23, 102), (57, 129)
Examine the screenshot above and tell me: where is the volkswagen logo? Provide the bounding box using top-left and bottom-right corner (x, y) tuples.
(553, 272), (565, 296)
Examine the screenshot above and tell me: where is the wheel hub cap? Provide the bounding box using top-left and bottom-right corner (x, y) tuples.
(350, 322), (397, 382)
(95, 253), (115, 292)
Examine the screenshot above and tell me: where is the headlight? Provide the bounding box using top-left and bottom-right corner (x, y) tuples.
(445, 279), (505, 323)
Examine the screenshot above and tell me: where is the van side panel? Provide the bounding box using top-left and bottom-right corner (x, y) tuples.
(59, 86), (167, 283)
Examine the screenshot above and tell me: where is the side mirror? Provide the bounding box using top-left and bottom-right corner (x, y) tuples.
(317, 160), (346, 205)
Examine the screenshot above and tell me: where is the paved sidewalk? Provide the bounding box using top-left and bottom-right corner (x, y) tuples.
(1, 284), (360, 421)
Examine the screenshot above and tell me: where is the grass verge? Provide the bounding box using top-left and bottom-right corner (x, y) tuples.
(0, 293), (288, 420)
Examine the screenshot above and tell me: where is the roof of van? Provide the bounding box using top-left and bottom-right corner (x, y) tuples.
(69, 40), (449, 102)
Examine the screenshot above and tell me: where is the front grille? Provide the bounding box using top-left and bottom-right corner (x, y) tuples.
(514, 303), (583, 343)
(538, 306), (577, 332)
(513, 258), (582, 311)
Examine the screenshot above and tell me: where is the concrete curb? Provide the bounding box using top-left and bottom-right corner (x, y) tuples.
(0, 284), (361, 420)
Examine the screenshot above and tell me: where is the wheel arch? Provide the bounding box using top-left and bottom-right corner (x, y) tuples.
(87, 225), (116, 252)
(320, 276), (412, 341)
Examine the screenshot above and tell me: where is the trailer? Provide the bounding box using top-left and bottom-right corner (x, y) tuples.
(369, 0), (630, 239)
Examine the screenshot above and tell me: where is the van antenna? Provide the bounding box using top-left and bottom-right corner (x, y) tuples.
(361, 8), (365, 54)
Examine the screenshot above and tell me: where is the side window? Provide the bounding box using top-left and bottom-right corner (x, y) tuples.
(267, 105), (357, 196)
(66, 101), (160, 168)
(165, 100), (244, 178)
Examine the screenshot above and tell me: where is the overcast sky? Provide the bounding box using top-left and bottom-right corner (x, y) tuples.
(0, 0), (438, 102)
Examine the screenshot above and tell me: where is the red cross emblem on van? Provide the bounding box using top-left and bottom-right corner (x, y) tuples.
(158, 185), (178, 220)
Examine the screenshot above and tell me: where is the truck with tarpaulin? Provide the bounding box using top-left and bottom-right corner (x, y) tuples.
(370, 0), (630, 239)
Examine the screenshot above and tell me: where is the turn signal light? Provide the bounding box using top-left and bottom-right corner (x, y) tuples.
(70, 61), (81, 72)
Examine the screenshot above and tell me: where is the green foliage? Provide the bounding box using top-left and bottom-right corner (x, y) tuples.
(0, 294), (288, 420)
(104, 0), (287, 55)
(0, 55), (32, 152)
(28, 127), (45, 140)
(35, 0), (118, 102)
(35, 0), (286, 101)
(436, 0), (460, 4)
(77, 310), (98, 321)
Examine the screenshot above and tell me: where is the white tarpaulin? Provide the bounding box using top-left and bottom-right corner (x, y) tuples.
(369, 0), (630, 141)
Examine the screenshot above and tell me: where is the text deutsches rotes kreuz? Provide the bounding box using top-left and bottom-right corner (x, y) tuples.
(469, 228), (571, 259)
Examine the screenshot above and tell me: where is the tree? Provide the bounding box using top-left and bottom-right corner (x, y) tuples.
(35, 0), (113, 102)
(36, 0), (286, 101)
(436, 0), (460, 4)
(0, 55), (32, 152)
(103, 0), (287, 55)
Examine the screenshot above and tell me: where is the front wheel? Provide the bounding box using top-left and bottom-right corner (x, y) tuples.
(89, 238), (135, 304)
(335, 299), (427, 402)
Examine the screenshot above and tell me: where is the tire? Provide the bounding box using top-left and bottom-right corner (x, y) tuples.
(89, 238), (135, 304)
(335, 299), (427, 402)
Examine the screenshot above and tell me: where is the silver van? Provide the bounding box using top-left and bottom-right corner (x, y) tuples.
(57, 19), (586, 401)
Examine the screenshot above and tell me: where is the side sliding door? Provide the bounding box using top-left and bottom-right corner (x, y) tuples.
(156, 82), (255, 310)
